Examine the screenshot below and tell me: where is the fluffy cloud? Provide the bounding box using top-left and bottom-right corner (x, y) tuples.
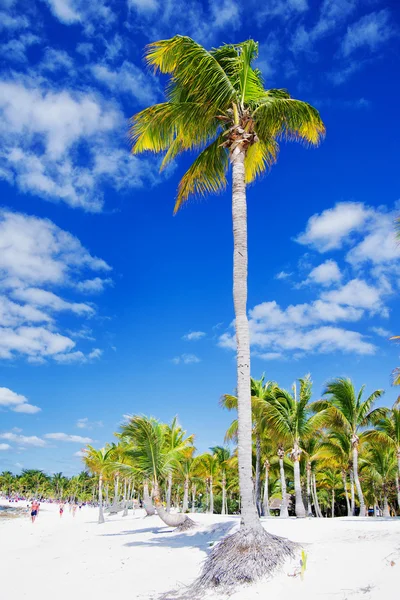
(0, 387), (41, 414)
(45, 0), (80, 23)
(0, 432), (46, 447)
(307, 260), (342, 286)
(182, 331), (206, 341)
(171, 353), (201, 365)
(91, 61), (159, 105)
(0, 443), (11, 450)
(0, 80), (159, 211)
(321, 279), (385, 312)
(0, 210), (110, 363)
(370, 327), (391, 338)
(341, 10), (394, 57)
(44, 432), (93, 442)
(296, 202), (371, 251)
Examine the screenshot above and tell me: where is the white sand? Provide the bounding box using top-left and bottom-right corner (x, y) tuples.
(1, 500), (399, 600)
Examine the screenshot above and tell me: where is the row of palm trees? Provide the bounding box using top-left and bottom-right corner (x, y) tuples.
(4, 376), (398, 525)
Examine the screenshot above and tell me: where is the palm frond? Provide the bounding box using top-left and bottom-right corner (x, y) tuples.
(174, 135), (228, 213)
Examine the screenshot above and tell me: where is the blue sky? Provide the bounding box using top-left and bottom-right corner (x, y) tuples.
(0, 0), (399, 475)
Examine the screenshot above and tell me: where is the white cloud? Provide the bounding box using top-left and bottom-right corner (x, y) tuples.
(76, 417), (103, 429)
(182, 331), (206, 341)
(44, 433), (93, 443)
(0, 79), (159, 211)
(259, 0), (308, 21)
(370, 327), (391, 338)
(0, 387), (41, 414)
(128, 0), (159, 13)
(91, 61), (159, 105)
(12, 288), (94, 315)
(341, 10), (394, 57)
(0, 210), (110, 363)
(0, 432), (47, 447)
(256, 352), (283, 361)
(1, 33), (41, 63)
(75, 277), (112, 293)
(296, 202), (371, 251)
(0, 443), (11, 450)
(53, 348), (102, 364)
(346, 211), (399, 266)
(74, 450), (86, 457)
(45, 0), (80, 23)
(171, 353), (201, 365)
(0, 11), (29, 30)
(275, 271), (292, 280)
(321, 279), (384, 311)
(39, 48), (75, 73)
(307, 260), (342, 286)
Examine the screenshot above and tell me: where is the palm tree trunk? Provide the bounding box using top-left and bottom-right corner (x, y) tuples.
(221, 477), (226, 515)
(342, 470), (351, 516)
(98, 474), (105, 524)
(306, 463), (312, 516)
(278, 452), (289, 518)
(383, 485), (390, 517)
(191, 483), (196, 512)
(105, 482), (109, 506)
(352, 446), (365, 516)
(262, 462), (271, 517)
(143, 480), (155, 516)
(209, 476), (214, 514)
(350, 469), (355, 515)
(182, 476), (189, 513)
(397, 451), (400, 512)
(166, 472), (172, 513)
(312, 473), (322, 518)
(255, 433), (262, 516)
(123, 478), (128, 517)
(331, 489), (335, 518)
(231, 146), (263, 533)
(292, 443), (306, 518)
(153, 482), (194, 530)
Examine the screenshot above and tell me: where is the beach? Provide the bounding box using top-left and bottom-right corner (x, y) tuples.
(1, 500), (399, 600)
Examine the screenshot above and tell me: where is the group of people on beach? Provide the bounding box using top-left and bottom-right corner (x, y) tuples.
(27, 500), (83, 523)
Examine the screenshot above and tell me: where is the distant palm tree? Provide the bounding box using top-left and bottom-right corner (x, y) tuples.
(210, 446), (233, 514)
(364, 402), (400, 510)
(164, 416), (195, 512)
(130, 35), (324, 581)
(361, 443), (397, 517)
(121, 416), (195, 530)
(262, 375), (327, 518)
(318, 431), (353, 516)
(83, 446), (114, 524)
(316, 378), (385, 516)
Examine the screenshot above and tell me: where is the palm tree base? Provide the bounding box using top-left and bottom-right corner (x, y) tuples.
(196, 526), (297, 588)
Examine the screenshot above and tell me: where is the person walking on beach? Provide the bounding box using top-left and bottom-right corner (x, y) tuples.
(30, 501), (38, 524)
(59, 503), (64, 518)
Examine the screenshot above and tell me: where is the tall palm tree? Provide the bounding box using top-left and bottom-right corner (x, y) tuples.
(120, 415), (195, 530)
(130, 35), (324, 582)
(262, 375), (327, 518)
(83, 445), (114, 524)
(364, 402), (400, 510)
(317, 378), (385, 517)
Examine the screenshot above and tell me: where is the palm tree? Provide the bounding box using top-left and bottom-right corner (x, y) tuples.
(194, 452), (221, 514)
(222, 376), (277, 516)
(361, 443), (397, 517)
(318, 431), (353, 516)
(318, 378), (385, 517)
(164, 417), (195, 512)
(364, 402), (400, 511)
(262, 375), (327, 518)
(83, 445), (114, 524)
(210, 446), (232, 514)
(130, 35), (324, 582)
(120, 415), (195, 530)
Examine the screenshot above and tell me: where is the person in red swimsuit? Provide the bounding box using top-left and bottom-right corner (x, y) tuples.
(59, 503), (64, 518)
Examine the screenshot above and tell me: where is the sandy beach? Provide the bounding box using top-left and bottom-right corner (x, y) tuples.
(1, 500), (399, 600)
